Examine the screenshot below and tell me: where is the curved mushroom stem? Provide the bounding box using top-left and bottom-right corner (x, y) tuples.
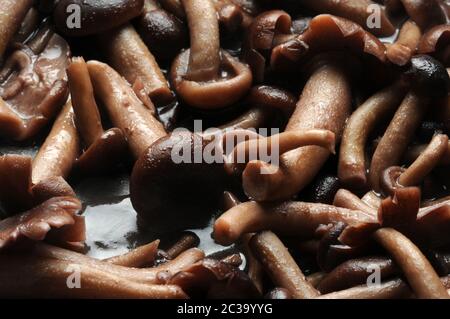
(250, 231), (320, 299)
(317, 257), (398, 294)
(242, 61), (351, 201)
(387, 20), (422, 66)
(213, 201), (377, 246)
(87, 60), (167, 159)
(373, 228), (449, 299)
(399, 0), (446, 30)
(300, 0), (395, 37)
(369, 91), (429, 192)
(333, 189), (378, 217)
(0, 255), (187, 299)
(0, 0), (33, 60)
(338, 81), (407, 189)
(104, 240), (160, 268)
(397, 134), (449, 187)
(317, 278), (411, 299)
(225, 129), (336, 175)
(32, 100), (80, 185)
(182, 0), (220, 81)
(67, 57), (103, 147)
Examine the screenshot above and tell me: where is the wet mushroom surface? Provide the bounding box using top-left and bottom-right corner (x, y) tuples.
(0, 0), (449, 300)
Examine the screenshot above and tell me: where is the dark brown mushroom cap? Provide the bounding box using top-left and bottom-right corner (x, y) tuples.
(131, 131), (229, 232)
(53, 0), (144, 36)
(271, 14), (387, 72)
(404, 55), (450, 98)
(136, 9), (188, 62)
(0, 34), (70, 141)
(170, 49), (252, 109)
(242, 10), (292, 82)
(75, 128), (128, 174)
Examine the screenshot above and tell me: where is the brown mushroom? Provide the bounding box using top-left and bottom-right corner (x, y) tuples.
(99, 24), (174, 106)
(67, 57), (127, 174)
(373, 228), (449, 299)
(0, 0), (33, 60)
(418, 24), (450, 65)
(338, 81), (408, 189)
(240, 57), (351, 201)
(399, 0), (446, 30)
(386, 20), (422, 66)
(213, 201), (377, 246)
(0, 31), (71, 141)
(170, 0), (252, 109)
(53, 0), (145, 37)
(0, 196), (84, 250)
(104, 240), (160, 268)
(250, 231), (320, 299)
(300, 0), (395, 37)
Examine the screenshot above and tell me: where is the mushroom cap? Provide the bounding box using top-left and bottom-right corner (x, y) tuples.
(136, 9), (188, 62)
(54, 0), (144, 36)
(405, 55), (450, 98)
(130, 131), (229, 233)
(0, 34), (70, 141)
(76, 128), (128, 174)
(171, 49), (252, 110)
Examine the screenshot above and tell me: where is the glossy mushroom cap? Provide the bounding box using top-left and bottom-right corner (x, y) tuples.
(131, 131), (229, 232)
(405, 55), (450, 98)
(54, 0), (144, 36)
(170, 50), (252, 110)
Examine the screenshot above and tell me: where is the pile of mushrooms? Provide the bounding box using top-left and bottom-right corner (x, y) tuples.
(0, 0), (449, 299)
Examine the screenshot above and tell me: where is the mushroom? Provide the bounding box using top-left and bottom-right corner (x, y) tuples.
(11, 6), (40, 45)
(399, 0), (446, 30)
(373, 227), (449, 299)
(317, 257), (399, 294)
(250, 231), (320, 299)
(0, 30), (71, 141)
(0, 0), (33, 60)
(418, 24), (450, 65)
(240, 57), (352, 201)
(333, 189), (378, 217)
(53, 0), (145, 37)
(104, 240), (160, 267)
(165, 232), (200, 259)
(67, 57), (128, 174)
(386, 20), (422, 66)
(0, 100), (79, 215)
(136, 0), (189, 62)
(213, 201), (377, 246)
(338, 81), (408, 189)
(170, 0), (252, 109)
(300, 0), (395, 37)
(99, 24), (174, 106)
(0, 196), (84, 250)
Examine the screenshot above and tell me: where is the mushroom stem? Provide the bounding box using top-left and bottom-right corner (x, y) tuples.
(100, 24), (173, 106)
(398, 134), (449, 187)
(67, 57), (104, 147)
(338, 81), (407, 189)
(31, 100), (80, 185)
(373, 228), (449, 299)
(182, 0), (220, 81)
(104, 240), (160, 267)
(333, 189), (378, 217)
(369, 91), (429, 191)
(387, 20), (422, 66)
(242, 233), (264, 294)
(225, 129), (336, 175)
(250, 231), (320, 299)
(300, 0), (395, 37)
(87, 60), (167, 159)
(213, 201), (377, 246)
(0, 0), (33, 60)
(317, 278), (411, 299)
(166, 232), (200, 259)
(399, 0), (446, 30)
(0, 255), (187, 299)
(361, 191), (382, 209)
(242, 61), (351, 201)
